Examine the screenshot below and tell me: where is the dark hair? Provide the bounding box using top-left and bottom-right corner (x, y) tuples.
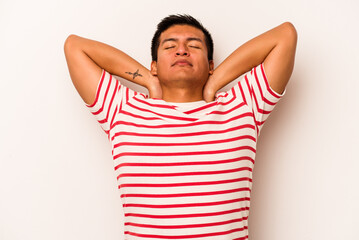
(151, 14), (214, 61)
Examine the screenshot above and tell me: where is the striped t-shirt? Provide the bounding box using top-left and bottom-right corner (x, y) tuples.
(86, 64), (284, 240)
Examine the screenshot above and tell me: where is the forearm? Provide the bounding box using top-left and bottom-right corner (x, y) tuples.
(205, 22), (296, 97)
(66, 34), (153, 88)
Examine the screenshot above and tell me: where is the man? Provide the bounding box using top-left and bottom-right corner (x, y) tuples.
(64, 15), (297, 239)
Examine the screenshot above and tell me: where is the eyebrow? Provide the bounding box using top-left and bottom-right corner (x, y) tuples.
(161, 37), (203, 45)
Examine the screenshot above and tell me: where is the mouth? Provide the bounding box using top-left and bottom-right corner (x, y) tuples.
(172, 60), (193, 67)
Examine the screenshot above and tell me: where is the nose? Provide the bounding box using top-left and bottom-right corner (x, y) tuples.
(175, 44), (189, 56)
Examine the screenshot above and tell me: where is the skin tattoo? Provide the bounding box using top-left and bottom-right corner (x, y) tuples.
(125, 69), (143, 80)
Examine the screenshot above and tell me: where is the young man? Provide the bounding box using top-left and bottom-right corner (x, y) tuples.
(64, 15), (297, 240)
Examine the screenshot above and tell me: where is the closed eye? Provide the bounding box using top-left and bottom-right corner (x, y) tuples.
(164, 46), (175, 49)
(189, 45), (200, 49)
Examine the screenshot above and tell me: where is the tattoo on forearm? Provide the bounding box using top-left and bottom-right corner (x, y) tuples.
(125, 69), (143, 80)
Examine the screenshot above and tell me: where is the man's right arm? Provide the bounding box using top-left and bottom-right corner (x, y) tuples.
(64, 35), (161, 105)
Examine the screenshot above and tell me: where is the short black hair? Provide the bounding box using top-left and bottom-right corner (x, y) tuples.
(151, 14), (214, 62)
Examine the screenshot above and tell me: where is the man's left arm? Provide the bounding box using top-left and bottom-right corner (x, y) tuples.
(203, 22), (297, 101)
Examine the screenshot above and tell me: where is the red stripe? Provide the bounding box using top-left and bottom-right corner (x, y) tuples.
(244, 75), (254, 112)
(125, 226), (248, 239)
(244, 75), (259, 133)
(109, 105), (118, 127)
(125, 207), (249, 218)
(125, 215), (248, 228)
(125, 87), (130, 103)
(213, 90), (235, 107)
(261, 63), (281, 98)
(231, 87), (236, 99)
(117, 167), (252, 178)
(98, 119), (106, 124)
(183, 102), (217, 114)
(127, 102), (198, 122)
(233, 235), (249, 240)
(104, 76), (118, 122)
(118, 97), (123, 111)
(124, 197), (250, 209)
(218, 92), (228, 98)
(114, 134), (255, 148)
(252, 89), (272, 114)
(245, 75), (252, 99)
(119, 177), (252, 189)
(253, 66), (277, 105)
(98, 75), (119, 124)
(92, 73), (112, 116)
(138, 93), (148, 98)
(86, 69), (105, 108)
(239, 82), (247, 105)
(208, 101), (246, 115)
(255, 120), (265, 126)
(121, 188), (250, 199)
(113, 145), (255, 159)
(111, 112), (253, 131)
(217, 93), (236, 106)
(116, 156), (254, 168)
(111, 123), (255, 142)
(118, 109), (162, 121)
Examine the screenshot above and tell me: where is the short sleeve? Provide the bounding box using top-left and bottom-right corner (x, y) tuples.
(85, 70), (123, 135)
(232, 63), (285, 133)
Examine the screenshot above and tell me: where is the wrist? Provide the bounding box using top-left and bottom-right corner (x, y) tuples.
(203, 75), (218, 102)
(145, 72), (162, 99)
(143, 71), (156, 88)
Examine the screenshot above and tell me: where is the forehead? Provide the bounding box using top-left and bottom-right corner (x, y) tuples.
(159, 25), (205, 43)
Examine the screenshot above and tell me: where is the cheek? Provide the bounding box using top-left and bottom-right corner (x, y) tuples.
(156, 59), (171, 77)
(157, 54), (171, 67)
(196, 57), (210, 70)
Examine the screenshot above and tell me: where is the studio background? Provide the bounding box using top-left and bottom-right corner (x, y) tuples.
(1, 0), (358, 239)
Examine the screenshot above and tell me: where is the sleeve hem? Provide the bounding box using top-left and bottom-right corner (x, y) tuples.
(86, 69), (106, 108)
(260, 63), (285, 99)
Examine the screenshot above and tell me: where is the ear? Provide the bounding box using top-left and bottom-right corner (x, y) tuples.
(209, 60), (214, 75)
(151, 61), (158, 76)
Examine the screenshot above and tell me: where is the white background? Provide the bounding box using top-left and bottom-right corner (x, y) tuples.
(1, 0), (358, 239)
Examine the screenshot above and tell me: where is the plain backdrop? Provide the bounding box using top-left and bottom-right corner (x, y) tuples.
(1, 0), (358, 239)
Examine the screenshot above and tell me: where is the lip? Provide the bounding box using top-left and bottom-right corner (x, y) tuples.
(172, 59), (193, 66)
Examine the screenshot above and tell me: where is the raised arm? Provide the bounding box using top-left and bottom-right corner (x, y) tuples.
(203, 22), (297, 102)
(64, 35), (161, 105)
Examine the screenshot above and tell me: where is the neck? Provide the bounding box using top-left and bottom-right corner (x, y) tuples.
(161, 85), (204, 103)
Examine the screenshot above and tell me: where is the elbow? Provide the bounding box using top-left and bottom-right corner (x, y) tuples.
(282, 22), (298, 42)
(279, 22), (298, 48)
(64, 34), (80, 53)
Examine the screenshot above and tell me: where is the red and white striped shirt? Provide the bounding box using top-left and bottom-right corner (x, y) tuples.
(86, 64), (283, 240)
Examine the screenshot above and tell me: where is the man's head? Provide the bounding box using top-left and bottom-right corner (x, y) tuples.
(150, 14), (214, 95)
(151, 14), (214, 62)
